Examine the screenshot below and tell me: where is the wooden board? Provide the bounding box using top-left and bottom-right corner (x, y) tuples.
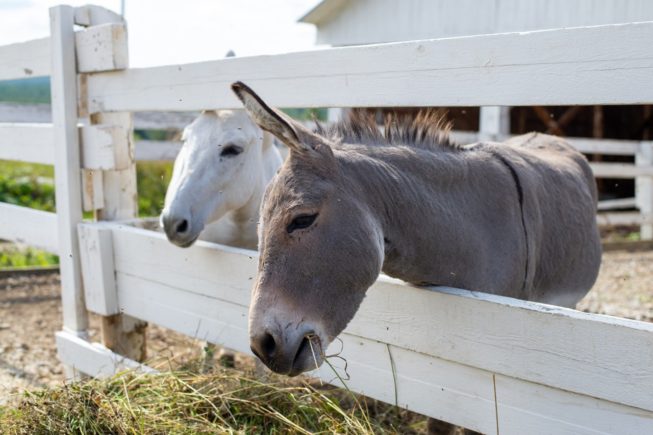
(85, 22), (653, 112)
(494, 375), (653, 435)
(50, 5), (88, 335)
(78, 224), (118, 315)
(591, 162), (653, 179)
(0, 203), (58, 252)
(97, 224), (653, 412)
(0, 37), (50, 81)
(75, 23), (128, 73)
(56, 331), (154, 379)
(0, 123), (54, 165)
(597, 197), (637, 211)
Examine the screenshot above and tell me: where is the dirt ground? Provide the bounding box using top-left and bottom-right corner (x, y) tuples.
(1, 249), (652, 405)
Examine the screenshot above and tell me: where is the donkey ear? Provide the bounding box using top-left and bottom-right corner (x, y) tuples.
(231, 82), (310, 152)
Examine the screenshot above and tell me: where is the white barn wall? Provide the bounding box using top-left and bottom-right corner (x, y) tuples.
(307, 0), (653, 46)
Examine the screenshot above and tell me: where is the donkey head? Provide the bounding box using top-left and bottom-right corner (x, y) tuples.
(161, 110), (271, 247)
(232, 82), (384, 375)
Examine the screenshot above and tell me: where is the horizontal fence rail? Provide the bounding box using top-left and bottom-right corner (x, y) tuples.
(0, 123), (55, 165)
(75, 222), (653, 434)
(0, 37), (50, 81)
(85, 22), (653, 112)
(0, 19), (127, 83)
(0, 123), (121, 169)
(0, 203), (58, 252)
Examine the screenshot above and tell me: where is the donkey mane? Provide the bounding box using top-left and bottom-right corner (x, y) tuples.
(316, 108), (459, 151)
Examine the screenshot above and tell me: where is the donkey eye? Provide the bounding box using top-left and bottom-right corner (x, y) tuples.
(220, 144), (243, 157)
(287, 213), (318, 233)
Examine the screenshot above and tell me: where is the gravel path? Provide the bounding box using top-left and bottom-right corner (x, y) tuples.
(1, 249), (651, 404)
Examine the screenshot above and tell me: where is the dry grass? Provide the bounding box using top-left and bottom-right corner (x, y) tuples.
(0, 362), (423, 435)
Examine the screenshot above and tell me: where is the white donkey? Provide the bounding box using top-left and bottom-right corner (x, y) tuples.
(160, 109), (283, 369)
(161, 110), (282, 249)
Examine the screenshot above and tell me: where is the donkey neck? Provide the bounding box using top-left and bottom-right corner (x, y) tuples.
(336, 144), (528, 295)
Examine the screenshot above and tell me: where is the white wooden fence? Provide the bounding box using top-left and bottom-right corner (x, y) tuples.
(1, 5), (652, 433)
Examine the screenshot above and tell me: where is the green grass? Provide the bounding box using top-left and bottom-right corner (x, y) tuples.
(136, 161), (173, 218)
(0, 365), (420, 434)
(0, 244), (58, 268)
(0, 161), (55, 212)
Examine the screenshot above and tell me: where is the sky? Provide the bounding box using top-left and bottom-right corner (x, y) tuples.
(0, 0), (323, 67)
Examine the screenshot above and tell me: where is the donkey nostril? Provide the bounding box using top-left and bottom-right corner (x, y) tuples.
(295, 336), (310, 363)
(175, 219), (189, 234)
(261, 332), (276, 357)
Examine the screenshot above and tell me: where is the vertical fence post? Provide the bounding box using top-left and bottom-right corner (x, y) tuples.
(636, 141), (653, 240)
(50, 5), (88, 380)
(74, 9), (148, 362)
(479, 106), (510, 141)
(94, 113), (148, 362)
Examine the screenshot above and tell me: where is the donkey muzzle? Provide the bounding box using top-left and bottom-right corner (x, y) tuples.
(250, 324), (323, 376)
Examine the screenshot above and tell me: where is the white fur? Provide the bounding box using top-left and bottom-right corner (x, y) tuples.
(161, 110), (282, 250)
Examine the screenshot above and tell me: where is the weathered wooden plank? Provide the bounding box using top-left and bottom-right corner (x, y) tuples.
(78, 224), (118, 315)
(0, 123), (54, 164)
(351, 279), (653, 412)
(111, 227), (255, 308)
(495, 375), (653, 435)
(81, 169), (104, 212)
(79, 124), (118, 170)
(101, 224), (653, 412)
(75, 23), (128, 73)
(0, 37), (50, 81)
(56, 331), (154, 379)
(0, 203), (58, 252)
(86, 22), (653, 112)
